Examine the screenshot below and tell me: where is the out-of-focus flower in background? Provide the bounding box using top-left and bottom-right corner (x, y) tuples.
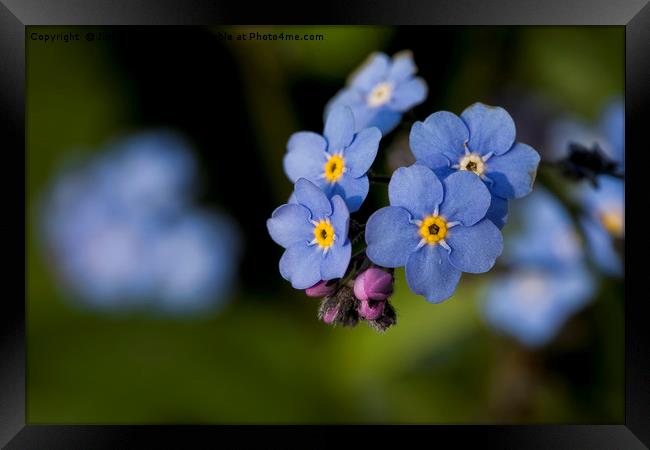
(598, 100), (624, 167)
(482, 188), (595, 348)
(39, 130), (242, 316)
(325, 51), (428, 134)
(578, 176), (624, 276)
(547, 98), (624, 170)
(94, 132), (198, 217)
(547, 98), (624, 276)
(147, 211), (241, 314)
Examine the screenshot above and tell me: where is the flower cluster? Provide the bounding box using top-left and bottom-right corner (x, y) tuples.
(40, 131), (242, 315)
(267, 51), (540, 332)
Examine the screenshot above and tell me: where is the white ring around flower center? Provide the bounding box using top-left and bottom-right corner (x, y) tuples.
(367, 82), (393, 107)
(458, 152), (487, 176)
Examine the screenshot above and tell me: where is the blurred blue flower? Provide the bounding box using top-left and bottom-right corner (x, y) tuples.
(598, 99), (624, 167)
(506, 188), (584, 270)
(267, 178), (351, 289)
(284, 106), (381, 212)
(582, 99), (624, 276)
(148, 211), (241, 314)
(483, 267), (594, 348)
(40, 131), (242, 315)
(547, 98), (624, 276)
(409, 102), (540, 229)
(482, 188), (595, 348)
(93, 131), (197, 217)
(578, 176), (624, 276)
(325, 51), (428, 134)
(547, 98), (624, 168)
(365, 165), (503, 303)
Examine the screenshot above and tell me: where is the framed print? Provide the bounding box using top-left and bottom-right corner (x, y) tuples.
(2, 0), (648, 447)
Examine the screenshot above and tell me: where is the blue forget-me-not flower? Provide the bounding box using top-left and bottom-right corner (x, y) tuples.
(365, 165), (503, 303)
(325, 51), (428, 134)
(40, 131), (242, 315)
(284, 106), (381, 212)
(409, 102), (540, 229)
(482, 188), (595, 348)
(267, 178), (352, 289)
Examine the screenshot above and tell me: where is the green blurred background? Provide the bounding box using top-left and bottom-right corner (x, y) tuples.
(27, 26), (623, 423)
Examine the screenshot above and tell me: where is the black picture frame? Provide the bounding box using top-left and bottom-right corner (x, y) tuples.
(2, 0), (647, 447)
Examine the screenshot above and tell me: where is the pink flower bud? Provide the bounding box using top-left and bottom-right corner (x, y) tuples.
(353, 267), (393, 302)
(305, 280), (336, 298)
(322, 305), (339, 324)
(358, 298), (385, 320)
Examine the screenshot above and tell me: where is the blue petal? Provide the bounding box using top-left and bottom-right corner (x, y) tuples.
(439, 171), (491, 226)
(343, 127), (381, 177)
(599, 99), (624, 164)
(446, 220), (503, 273)
(387, 51), (416, 84)
(332, 174), (369, 213)
(365, 206), (420, 268)
(388, 165), (443, 219)
(507, 188), (582, 270)
(329, 195), (350, 240)
(365, 108), (403, 134)
(324, 106), (356, 153)
(487, 142), (540, 199)
(405, 244), (462, 303)
(579, 175), (624, 224)
(287, 131), (327, 154)
(483, 267), (594, 348)
(432, 165), (456, 181)
(325, 88), (363, 118)
(267, 203), (313, 248)
(461, 102), (516, 156)
(279, 243), (323, 289)
(349, 52), (390, 92)
(581, 217), (623, 276)
(293, 178), (332, 220)
(320, 240), (352, 280)
(410, 111), (468, 168)
(485, 195), (508, 229)
(326, 89), (399, 134)
(482, 272), (569, 348)
(388, 77), (427, 111)
(283, 131), (328, 182)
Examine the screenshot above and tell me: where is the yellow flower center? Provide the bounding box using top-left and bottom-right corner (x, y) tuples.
(367, 81), (393, 107)
(419, 215), (448, 245)
(324, 154), (345, 183)
(313, 219), (335, 249)
(599, 210), (623, 237)
(459, 153), (486, 176)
